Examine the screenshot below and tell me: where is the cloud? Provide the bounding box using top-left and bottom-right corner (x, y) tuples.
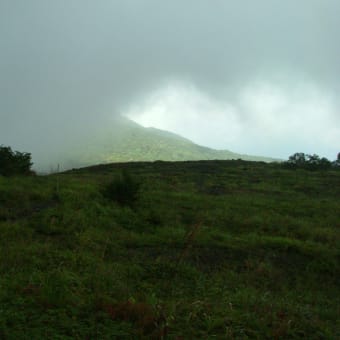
(126, 79), (340, 159)
(0, 0), (339, 161)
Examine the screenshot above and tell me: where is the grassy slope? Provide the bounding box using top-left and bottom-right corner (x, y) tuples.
(0, 160), (339, 338)
(58, 117), (277, 169)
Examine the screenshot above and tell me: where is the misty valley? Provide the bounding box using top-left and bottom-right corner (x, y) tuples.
(0, 152), (339, 338)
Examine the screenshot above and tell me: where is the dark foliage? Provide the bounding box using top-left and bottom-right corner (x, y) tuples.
(333, 152), (340, 168)
(0, 145), (33, 176)
(283, 152), (333, 170)
(104, 170), (140, 206)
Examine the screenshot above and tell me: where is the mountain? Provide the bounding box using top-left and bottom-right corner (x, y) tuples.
(41, 116), (278, 170)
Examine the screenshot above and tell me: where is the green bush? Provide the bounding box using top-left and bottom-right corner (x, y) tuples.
(0, 145), (33, 176)
(104, 170), (140, 206)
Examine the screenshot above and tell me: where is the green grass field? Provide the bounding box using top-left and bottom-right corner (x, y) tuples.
(0, 160), (339, 339)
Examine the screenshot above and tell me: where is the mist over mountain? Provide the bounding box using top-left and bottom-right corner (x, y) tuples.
(1, 1), (339, 160)
(28, 116), (276, 172)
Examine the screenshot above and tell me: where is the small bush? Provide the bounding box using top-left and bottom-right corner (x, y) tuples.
(104, 170), (140, 206)
(0, 145), (33, 176)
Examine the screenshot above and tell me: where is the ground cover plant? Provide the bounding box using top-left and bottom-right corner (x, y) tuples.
(0, 160), (339, 338)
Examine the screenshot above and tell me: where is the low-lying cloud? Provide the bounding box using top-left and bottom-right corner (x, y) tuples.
(1, 0), (339, 164)
(126, 78), (339, 160)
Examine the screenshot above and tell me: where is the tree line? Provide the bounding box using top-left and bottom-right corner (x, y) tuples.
(283, 152), (340, 170)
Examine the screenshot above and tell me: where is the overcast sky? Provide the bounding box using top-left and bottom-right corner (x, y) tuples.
(1, 0), (339, 163)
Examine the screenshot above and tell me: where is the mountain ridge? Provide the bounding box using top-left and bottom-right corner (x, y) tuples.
(56, 116), (279, 170)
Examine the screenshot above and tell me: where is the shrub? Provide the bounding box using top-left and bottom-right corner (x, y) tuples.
(104, 170), (140, 206)
(0, 145), (33, 176)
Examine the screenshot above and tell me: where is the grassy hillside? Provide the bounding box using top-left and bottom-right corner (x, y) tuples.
(0, 160), (339, 338)
(55, 116), (277, 170)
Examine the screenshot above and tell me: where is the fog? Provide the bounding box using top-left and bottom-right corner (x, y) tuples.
(1, 0), (339, 169)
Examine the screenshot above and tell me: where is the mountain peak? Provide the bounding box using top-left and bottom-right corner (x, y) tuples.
(32, 115), (278, 171)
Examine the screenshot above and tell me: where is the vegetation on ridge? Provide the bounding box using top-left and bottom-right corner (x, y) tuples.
(283, 152), (340, 170)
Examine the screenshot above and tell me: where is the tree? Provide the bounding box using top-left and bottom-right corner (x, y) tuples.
(284, 152), (307, 168)
(332, 152), (340, 168)
(0, 145), (33, 176)
(317, 157), (331, 170)
(305, 154), (331, 170)
(284, 152), (332, 170)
